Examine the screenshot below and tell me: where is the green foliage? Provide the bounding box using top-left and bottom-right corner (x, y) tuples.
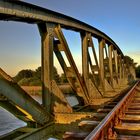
(13, 69), (34, 82)
(136, 65), (140, 78)
(14, 66), (63, 86)
(18, 77), (42, 86)
(53, 67), (61, 83)
(124, 55), (134, 65)
(29, 78), (42, 86)
(34, 66), (41, 79)
(13, 67), (41, 86)
(60, 73), (68, 83)
(18, 78), (31, 86)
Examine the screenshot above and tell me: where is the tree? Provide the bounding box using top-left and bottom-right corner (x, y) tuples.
(14, 69), (34, 82)
(136, 65), (140, 78)
(34, 66), (61, 83)
(34, 66), (41, 79)
(124, 55), (134, 66)
(53, 67), (61, 83)
(14, 66), (61, 85)
(60, 73), (68, 83)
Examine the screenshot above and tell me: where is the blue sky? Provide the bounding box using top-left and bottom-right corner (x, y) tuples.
(0, 0), (140, 76)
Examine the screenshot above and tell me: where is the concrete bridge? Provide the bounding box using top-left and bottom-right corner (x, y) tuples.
(0, 0), (136, 139)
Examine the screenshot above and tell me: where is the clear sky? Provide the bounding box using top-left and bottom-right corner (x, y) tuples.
(0, 0), (140, 76)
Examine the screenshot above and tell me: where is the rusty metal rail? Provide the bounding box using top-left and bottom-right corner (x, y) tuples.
(85, 81), (139, 140)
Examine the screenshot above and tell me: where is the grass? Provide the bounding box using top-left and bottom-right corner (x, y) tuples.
(21, 86), (42, 96)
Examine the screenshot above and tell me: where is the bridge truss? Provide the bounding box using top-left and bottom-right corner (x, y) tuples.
(0, 0), (136, 139)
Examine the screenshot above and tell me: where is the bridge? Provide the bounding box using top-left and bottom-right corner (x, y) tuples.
(0, 1), (138, 140)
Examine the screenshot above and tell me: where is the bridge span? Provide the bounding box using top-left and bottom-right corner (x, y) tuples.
(0, 0), (137, 139)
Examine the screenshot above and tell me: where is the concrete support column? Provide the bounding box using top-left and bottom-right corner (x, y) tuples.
(119, 55), (122, 79)
(99, 39), (105, 92)
(38, 23), (55, 112)
(108, 45), (114, 88)
(114, 50), (118, 82)
(81, 32), (89, 89)
(124, 64), (127, 80)
(122, 59), (125, 79)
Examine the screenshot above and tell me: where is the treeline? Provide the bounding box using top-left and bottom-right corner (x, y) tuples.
(14, 59), (140, 86)
(14, 66), (68, 86)
(136, 65), (140, 78)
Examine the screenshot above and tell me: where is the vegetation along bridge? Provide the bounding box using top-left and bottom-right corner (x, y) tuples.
(0, 0), (138, 140)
